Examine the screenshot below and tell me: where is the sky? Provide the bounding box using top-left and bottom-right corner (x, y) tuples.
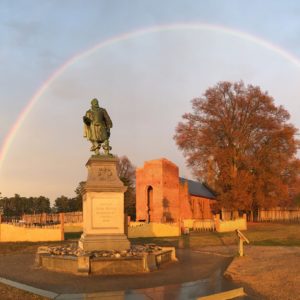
(1, 0), (300, 201)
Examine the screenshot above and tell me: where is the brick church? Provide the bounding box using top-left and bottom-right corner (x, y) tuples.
(136, 158), (216, 223)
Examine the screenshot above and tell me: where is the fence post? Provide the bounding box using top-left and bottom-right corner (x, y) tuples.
(215, 214), (220, 232)
(59, 213), (65, 241)
(43, 212), (47, 224)
(243, 213), (247, 230)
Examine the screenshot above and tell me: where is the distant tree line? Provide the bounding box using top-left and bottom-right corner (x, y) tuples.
(0, 194), (51, 217)
(0, 156), (136, 219)
(53, 182), (83, 213)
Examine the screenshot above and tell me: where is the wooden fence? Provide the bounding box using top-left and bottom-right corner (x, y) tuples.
(63, 211), (83, 223)
(258, 208), (300, 222)
(192, 219), (215, 231)
(19, 211), (83, 225)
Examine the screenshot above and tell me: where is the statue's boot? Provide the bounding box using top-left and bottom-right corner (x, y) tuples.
(94, 147), (100, 155)
(103, 140), (111, 155)
(90, 143), (99, 152)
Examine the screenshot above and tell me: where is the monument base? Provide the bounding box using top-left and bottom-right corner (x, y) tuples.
(79, 233), (130, 252)
(80, 155), (131, 252)
(36, 246), (177, 275)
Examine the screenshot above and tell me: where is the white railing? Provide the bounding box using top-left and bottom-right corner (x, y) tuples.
(192, 219), (215, 232)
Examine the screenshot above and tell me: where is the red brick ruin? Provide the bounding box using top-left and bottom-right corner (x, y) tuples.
(136, 158), (216, 223)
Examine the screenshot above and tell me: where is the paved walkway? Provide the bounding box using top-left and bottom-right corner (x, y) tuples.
(0, 249), (248, 299)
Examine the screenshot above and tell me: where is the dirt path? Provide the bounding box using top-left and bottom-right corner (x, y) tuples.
(0, 282), (47, 300)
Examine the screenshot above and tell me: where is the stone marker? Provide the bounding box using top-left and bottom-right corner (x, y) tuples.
(36, 98), (175, 275)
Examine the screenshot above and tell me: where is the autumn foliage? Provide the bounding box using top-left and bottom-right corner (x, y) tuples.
(174, 81), (300, 211)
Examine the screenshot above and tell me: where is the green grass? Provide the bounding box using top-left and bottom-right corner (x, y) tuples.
(128, 231), (235, 249)
(245, 223), (300, 246)
(129, 223), (300, 248)
(252, 239), (300, 246)
(0, 240), (70, 254)
(13, 223), (300, 250)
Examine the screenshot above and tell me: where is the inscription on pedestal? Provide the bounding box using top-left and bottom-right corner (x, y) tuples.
(80, 157), (130, 251)
(92, 195), (120, 229)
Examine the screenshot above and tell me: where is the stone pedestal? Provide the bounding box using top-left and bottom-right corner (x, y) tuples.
(79, 156), (130, 251)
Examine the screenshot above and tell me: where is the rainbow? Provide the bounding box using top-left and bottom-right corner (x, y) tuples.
(1, 22), (300, 171)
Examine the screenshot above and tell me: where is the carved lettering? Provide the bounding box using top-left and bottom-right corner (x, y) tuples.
(95, 205), (115, 223)
(97, 168), (113, 180)
(92, 196), (121, 229)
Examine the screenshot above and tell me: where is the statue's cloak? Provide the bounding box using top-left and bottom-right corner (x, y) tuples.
(83, 108), (112, 142)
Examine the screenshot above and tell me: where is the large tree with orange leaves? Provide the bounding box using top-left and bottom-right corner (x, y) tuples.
(174, 81), (300, 211)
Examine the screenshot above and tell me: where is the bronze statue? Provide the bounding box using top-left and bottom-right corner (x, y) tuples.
(83, 98), (112, 155)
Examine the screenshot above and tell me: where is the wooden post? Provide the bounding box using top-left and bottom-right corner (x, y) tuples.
(59, 213), (65, 241)
(43, 212), (47, 224)
(179, 218), (182, 236)
(215, 214), (220, 232)
(239, 238), (244, 257)
(233, 210), (239, 220)
(243, 213), (247, 230)
(236, 229), (250, 257)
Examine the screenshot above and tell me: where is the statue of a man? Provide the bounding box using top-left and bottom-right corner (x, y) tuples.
(83, 98), (113, 155)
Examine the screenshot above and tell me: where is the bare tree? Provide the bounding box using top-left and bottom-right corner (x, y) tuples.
(116, 155), (136, 219)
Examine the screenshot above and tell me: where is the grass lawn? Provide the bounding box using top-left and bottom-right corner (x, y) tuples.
(129, 222), (300, 248)
(0, 240), (72, 255)
(245, 222), (300, 246)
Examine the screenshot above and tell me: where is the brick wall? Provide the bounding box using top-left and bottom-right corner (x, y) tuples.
(136, 158), (214, 223)
(136, 159), (178, 222)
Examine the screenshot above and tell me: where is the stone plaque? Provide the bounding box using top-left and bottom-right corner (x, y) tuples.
(92, 195), (120, 229)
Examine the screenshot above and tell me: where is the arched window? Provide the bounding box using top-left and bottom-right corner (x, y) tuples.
(147, 186), (153, 223)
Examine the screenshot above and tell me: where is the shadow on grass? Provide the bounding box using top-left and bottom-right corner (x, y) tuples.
(129, 236), (182, 247)
(64, 232), (189, 248)
(63, 224), (300, 248)
(130, 231), (236, 249)
(252, 239), (300, 246)
(64, 232), (82, 240)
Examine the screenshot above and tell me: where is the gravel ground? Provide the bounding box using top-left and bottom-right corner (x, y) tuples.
(224, 246), (300, 300)
(0, 282), (47, 300)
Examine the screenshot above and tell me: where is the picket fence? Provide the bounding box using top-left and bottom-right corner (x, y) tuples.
(258, 208), (300, 222)
(19, 211), (83, 225)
